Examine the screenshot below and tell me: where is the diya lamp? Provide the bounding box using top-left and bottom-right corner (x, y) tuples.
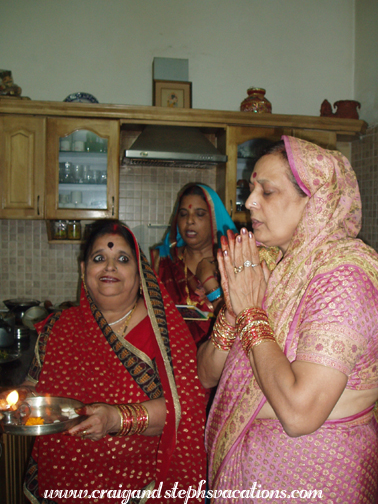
(0, 390), (30, 426)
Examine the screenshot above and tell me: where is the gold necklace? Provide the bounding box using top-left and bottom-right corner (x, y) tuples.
(182, 248), (197, 306)
(113, 299), (138, 337)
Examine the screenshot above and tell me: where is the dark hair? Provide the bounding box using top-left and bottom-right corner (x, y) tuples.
(179, 184), (207, 203)
(81, 219), (136, 264)
(260, 140), (307, 198)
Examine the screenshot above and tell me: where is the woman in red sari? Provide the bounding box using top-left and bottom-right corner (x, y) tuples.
(151, 184), (237, 347)
(199, 137), (378, 503)
(21, 219), (206, 504)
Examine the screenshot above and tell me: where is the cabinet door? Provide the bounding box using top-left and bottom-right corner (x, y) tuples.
(0, 115), (46, 219)
(45, 118), (119, 220)
(225, 126), (291, 224)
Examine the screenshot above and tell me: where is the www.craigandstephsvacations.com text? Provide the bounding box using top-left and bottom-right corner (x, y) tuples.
(43, 480), (323, 502)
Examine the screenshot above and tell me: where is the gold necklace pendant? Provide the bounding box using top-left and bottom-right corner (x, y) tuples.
(183, 248), (197, 306)
(114, 299), (138, 337)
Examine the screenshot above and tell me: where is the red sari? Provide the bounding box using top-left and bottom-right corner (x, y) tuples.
(24, 232), (207, 504)
(151, 184), (238, 347)
(156, 253), (214, 346)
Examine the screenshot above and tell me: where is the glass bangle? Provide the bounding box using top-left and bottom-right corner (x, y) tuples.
(206, 287), (223, 302)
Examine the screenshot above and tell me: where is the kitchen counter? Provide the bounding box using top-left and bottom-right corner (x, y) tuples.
(0, 332), (38, 389)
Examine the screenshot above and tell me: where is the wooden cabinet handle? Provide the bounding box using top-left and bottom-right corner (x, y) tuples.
(112, 196), (114, 216)
(230, 199), (233, 218)
(37, 195), (40, 216)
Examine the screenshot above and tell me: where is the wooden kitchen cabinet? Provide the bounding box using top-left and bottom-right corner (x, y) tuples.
(225, 126), (340, 225)
(0, 99), (367, 229)
(0, 115), (46, 219)
(45, 117), (119, 221)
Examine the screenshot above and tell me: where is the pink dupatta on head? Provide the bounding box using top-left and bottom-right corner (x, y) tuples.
(206, 136), (378, 492)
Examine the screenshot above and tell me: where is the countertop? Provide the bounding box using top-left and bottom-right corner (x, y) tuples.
(0, 332), (38, 389)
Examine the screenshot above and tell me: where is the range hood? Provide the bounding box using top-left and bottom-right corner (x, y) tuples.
(124, 125), (227, 166)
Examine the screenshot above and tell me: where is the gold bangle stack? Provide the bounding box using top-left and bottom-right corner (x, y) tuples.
(211, 305), (236, 351)
(112, 403), (149, 436)
(236, 307), (276, 356)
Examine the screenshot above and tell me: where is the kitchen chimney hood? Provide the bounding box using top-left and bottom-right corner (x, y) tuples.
(124, 125), (227, 166)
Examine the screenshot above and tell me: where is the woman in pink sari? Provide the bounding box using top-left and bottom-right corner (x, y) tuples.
(198, 136), (378, 503)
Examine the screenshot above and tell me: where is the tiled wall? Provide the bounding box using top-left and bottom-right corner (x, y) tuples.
(351, 124), (378, 250)
(0, 164), (216, 307)
(2, 128), (377, 309)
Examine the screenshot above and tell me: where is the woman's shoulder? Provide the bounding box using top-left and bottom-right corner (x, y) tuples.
(315, 238), (378, 287)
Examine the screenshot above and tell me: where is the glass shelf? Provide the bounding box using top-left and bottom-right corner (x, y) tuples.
(58, 130), (108, 210)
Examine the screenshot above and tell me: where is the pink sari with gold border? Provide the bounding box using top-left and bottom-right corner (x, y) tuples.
(205, 136), (378, 503)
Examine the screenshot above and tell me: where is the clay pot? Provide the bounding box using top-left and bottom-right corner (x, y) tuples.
(240, 87), (272, 113)
(333, 100), (361, 119)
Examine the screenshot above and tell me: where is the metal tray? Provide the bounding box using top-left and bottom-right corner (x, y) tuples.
(1, 396), (85, 436)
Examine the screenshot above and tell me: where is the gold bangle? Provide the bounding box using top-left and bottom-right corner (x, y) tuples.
(110, 403), (150, 437)
(110, 405), (124, 436)
(210, 305), (236, 351)
(236, 307), (276, 356)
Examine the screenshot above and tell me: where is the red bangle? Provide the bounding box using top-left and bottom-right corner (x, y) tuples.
(202, 275), (216, 285)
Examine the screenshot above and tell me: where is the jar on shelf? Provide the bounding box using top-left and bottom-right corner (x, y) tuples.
(240, 87), (272, 113)
(54, 220), (68, 240)
(67, 220), (81, 240)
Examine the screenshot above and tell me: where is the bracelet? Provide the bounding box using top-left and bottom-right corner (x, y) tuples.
(202, 275), (216, 286)
(110, 403), (149, 436)
(211, 305), (236, 351)
(206, 287), (223, 302)
(112, 405), (124, 435)
(236, 307), (276, 356)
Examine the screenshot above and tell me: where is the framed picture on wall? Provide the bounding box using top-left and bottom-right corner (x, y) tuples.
(153, 80), (192, 108)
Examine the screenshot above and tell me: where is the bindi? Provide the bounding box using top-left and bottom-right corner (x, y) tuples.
(188, 204), (192, 209)
(107, 242), (114, 249)
(252, 172), (257, 178)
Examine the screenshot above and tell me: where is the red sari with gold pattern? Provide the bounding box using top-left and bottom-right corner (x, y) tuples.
(24, 230), (207, 504)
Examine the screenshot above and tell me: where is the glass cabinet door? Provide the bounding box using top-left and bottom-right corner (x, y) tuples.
(46, 118), (119, 220)
(58, 130), (108, 211)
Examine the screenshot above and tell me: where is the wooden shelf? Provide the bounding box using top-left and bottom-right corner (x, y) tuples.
(0, 99), (368, 138)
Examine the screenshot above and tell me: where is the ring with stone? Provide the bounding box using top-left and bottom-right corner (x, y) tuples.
(234, 265), (244, 274)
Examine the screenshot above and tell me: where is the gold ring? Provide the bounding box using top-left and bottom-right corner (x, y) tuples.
(234, 265), (244, 274)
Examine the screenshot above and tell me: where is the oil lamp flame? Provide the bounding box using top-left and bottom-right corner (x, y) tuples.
(6, 390), (19, 410)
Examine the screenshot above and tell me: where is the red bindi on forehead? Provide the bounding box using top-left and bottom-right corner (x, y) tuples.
(252, 172), (257, 178)
(107, 242), (114, 249)
(188, 204), (192, 209)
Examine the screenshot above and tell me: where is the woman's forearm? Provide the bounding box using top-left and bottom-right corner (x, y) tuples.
(197, 339), (229, 388)
(142, 397), (166, 436)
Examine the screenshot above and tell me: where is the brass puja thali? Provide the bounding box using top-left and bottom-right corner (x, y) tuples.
(0, 396), (86, 436)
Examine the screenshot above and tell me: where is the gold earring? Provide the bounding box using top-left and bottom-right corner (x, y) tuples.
(139, 284), (143, 295)
(81, 273), (88, 293)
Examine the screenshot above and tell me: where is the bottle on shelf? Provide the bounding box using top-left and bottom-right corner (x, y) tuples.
(67, 221), (81, 240)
